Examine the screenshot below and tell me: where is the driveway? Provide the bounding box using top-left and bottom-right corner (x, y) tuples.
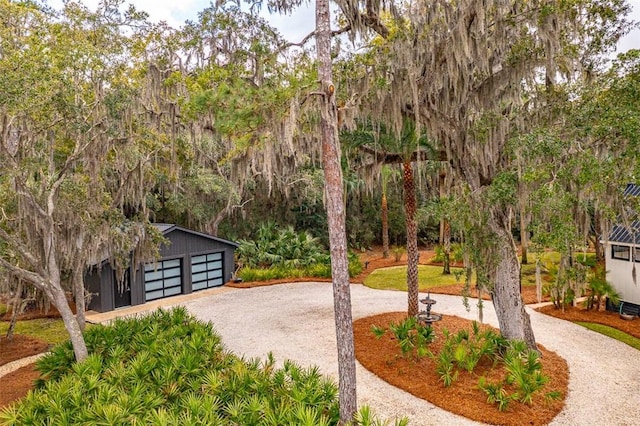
(183, 282), (640, 426)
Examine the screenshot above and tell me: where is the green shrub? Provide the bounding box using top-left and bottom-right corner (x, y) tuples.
(585, 265), (619, 310)
(377, 316), (434, 360)
(237, 222), (328, 269)
(1, 307), (349, 425)
(390, 246), (405, 262)
(432, 243), (464, 263)
(478, 340), (559, 411)
(434, 323), (507, 387)
(237, 251), (363, 282)
(373, 318), (557, 412)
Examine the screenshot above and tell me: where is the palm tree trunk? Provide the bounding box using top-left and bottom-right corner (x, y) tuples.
(403, 161), (419, 316)
(316, 0), (357, 422)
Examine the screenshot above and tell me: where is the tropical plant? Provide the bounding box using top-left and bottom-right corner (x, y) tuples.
(236, 223), (328, 268)
(2, 307), (368, 425)
(478, 340), (560, 411)
(585, 265), (620, 311)
(391, 246), (406, 262)
(387, 316), (434, 359)
(434, 323), (508, 387)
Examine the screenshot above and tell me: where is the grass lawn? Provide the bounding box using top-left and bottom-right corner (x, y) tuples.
(0, 318), (70, 345)
(575, 321), (640, 351)
(364, 265), (470, 291)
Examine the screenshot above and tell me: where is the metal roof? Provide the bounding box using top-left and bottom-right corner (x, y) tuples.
(153, 223), (239, 247)
(608, 221), (640, 244)
(605, 184), (640, 244)
(624, 183), (640, 197)
(153, 223), (175, 233)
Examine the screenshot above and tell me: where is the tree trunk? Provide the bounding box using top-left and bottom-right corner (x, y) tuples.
(442, 220), (451, 275)
(489, 218), (537, 350)
(381, 192), (389, 258)
(439, 169), (451, 274)
(403, 161), (419, 317)
(535, 258), (542, 304)
(316, 0), (357, 422)
(520, 202), (529, 265)
(73, 267), (86, 331)
(48, 283), (88, 361)
(6, 280), (24, 341)
(594, 210), (605, 264)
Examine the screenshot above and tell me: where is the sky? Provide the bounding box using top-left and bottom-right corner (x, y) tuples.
(47, 0), (638, 53)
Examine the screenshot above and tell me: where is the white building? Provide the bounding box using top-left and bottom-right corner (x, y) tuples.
(603, 184), (640, 315)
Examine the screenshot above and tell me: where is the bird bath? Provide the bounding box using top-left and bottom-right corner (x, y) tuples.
(417, 292), (442, 327)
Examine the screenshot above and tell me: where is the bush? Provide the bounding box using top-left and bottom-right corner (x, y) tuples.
(237, 251), (363, 282)
(2, 308), (346, 425)
(432, 243), (464, 263)
(371, 319), (559, 413)
(236, 222), (328, 269)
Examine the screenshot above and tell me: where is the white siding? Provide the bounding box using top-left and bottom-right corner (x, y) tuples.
(605, 242), (640, 305)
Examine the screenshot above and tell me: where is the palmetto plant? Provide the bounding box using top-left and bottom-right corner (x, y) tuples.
(386, 316), (434, 359)
(2, 307), (366, 425)
(237, 222), (328, 268)
(585, 265), (619, 310)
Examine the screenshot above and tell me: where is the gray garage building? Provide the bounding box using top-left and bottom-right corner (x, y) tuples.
(86, 224), (238, 313)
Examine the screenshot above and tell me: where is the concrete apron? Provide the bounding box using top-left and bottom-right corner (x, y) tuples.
(85, 285), (236, 324)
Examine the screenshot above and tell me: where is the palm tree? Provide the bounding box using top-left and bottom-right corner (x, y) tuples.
(380, 165), (396, 258)
(342, 119), (439, 316)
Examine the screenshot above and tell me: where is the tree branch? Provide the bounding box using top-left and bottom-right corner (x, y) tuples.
(0, 257), (47, 293)
(0, 227), (46, 275)
(279, 25), (352, 51)
(357, 144), (447, 166)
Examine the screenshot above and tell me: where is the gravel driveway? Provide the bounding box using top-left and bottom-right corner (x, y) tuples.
(183, 282), (640, 426)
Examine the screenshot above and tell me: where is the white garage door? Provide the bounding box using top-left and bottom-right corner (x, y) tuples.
(191, 252), (224, 291)
(144, 258), (182, 301)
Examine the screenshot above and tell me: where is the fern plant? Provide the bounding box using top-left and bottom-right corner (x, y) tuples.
(0, 307), (352, 426)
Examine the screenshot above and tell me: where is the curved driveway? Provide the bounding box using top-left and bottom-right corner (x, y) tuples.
(183, 282), (640, 426)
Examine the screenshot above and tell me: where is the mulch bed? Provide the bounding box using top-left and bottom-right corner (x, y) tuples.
(536, 304), (640, 339)
(0, 335), (49, 367)
(0, 364), (40, 409)
(0, 335), (48, 410)
(354, 312), (568, 426)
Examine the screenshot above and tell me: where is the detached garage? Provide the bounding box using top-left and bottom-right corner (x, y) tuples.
(86, 223), (238, 313)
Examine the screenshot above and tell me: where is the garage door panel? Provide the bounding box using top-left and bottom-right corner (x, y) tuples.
(192, 281), (207, 291)
(144, 259), (183, 301)
(192, 263), (207, 273)
(192, 271), (207, 282)
(164, 286), (181, 296)
(146, 289), (164, 301)
(207, 253), (222, 261)
(163, 268), (181, 279)
(163, 259), (181, 268)
(192, 252), (224, 291)
(145, 270), (163, 281)
(207, 270), (222, 279)
(145, 280), (164, 292)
